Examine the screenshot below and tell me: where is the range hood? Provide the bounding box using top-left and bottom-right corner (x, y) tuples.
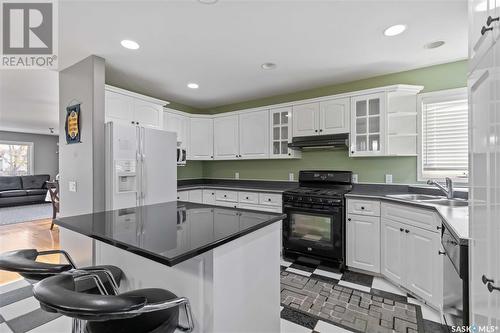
(288, 133), (349, 150)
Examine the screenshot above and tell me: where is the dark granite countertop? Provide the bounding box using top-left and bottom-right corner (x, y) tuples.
(55, 201), (286, 266)
(177, 179), (297, 193)
(346, 186), (469, 245)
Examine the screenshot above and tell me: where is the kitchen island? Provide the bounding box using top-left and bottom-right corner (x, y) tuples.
(55, 201), (285, 333)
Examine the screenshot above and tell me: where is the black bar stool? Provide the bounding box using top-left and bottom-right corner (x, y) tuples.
(33, 272), (194, 333)
(0, 249), (123, 294)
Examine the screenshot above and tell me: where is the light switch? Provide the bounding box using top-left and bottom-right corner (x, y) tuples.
(235, 172), (240, 180)
(385, 174), (393, 184)
(352, 174), (358, 183)
(289, 173), (294, 181)
(69, 181), (77, 192)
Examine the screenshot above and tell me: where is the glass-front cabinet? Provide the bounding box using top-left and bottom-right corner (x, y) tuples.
(350, 92), (386, 156)
(270, 107), (301, 159)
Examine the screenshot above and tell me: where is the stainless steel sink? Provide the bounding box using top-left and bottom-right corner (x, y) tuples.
(425, 199), (468, 207)
(385, 194), (445, 201)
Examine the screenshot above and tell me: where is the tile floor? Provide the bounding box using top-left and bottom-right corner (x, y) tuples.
(0, 258), (448, 333)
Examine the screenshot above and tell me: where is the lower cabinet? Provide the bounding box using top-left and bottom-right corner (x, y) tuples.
(381, 217), (443, 308)
(346, 214), (380, 273)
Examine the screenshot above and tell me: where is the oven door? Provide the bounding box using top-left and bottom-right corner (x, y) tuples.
(283, 205), (343, 260)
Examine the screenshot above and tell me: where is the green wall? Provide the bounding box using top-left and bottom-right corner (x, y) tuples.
(196, 60), (468, 183)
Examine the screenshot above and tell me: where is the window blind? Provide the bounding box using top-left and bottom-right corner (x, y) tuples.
(421, 98), (469, 178)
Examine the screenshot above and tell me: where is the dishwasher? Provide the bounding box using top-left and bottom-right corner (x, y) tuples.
(441, 223), (469, 328)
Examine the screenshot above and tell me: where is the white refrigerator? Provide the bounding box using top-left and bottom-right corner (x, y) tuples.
(105, 122), (177, 210)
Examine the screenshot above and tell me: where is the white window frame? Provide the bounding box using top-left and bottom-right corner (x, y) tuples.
(0, 140), (34, 176)
(417, 87), (468, 183)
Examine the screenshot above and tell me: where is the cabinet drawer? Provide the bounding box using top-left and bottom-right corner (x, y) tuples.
(202, 189), (216, 205)
(177, 191), (189, 201)
(347, 199), (380, 216)
(215, 190), (238, 202)
(238, 203), (282, 213)
(381, 202), (440, 232)
(258, 193), (282, 207)
(238, 191), (259, 204)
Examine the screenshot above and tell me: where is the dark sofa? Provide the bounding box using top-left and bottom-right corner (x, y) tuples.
(0, 175), (50, 207)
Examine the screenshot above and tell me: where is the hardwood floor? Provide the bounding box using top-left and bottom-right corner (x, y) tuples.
(0, 219), (60, 285)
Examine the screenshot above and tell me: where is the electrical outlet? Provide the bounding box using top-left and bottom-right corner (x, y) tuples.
(352, 174), (358, 183)
(235, 172), (240, 180)
(289, 173), (294, 181)
(69, 181), (77, 192)
(385, 174), (393, 184)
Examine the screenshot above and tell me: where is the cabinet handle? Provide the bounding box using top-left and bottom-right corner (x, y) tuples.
(487, 15), (500, 26)
(487, 283), (500, 293)
(211, 192), (214, 195)
(288, 153), (291, 156)
(481, 26), (493, 35)
(268, 198), (272, 201)
(351, 151), (355, 154)
(360, 206), (365, 210)
(347, 218), (351, 221)
(400, 228), (404, 232)
(315, 130), (318, 133)
(319, 129), (323, 132)
(405, 229), (409, 233)
(437, 226), (442, 230)
(438, 250), (446, 255)
(131, 121), (135, 124)
(246, 197), (249, 200)
(482, 275), (495, 285)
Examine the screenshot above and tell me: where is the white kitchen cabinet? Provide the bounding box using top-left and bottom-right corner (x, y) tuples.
(269, 107), (301, 159)
(239, 110), (269, 159)
(292, 102), (319, 137)
(105, 88), (165, 129)
(202, 189), (216, 205)
(469, 0), (499, 71)
(177, 191), (189, 201)
(188, 189), (203, 204)
(405, 224), (442, 308)
(164, 111), (189, 148)
(213, 115), (239, 160)
(188, 118), (213, 160)
(350, 92), (386, 156)
(381, 218), (406, 286)
(292, 99), (350, 137)
(319, 98), (350, 135)
(346, 214), (380, 273)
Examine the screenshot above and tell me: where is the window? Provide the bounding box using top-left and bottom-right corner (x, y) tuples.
(0, 141), (34, 176)
(418, 88), (469, 182)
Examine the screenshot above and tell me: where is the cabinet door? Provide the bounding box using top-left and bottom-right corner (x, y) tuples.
(469, 0), (497, 71)
(202, 189), (216, 205)
(239, 110), (269, 159)
(405, 225), (442, 308)
(319, 98), (350, 135)
(381, 218), (405, 286)
(350, 93), (386, 156)
(164, 112), (189, 148)
(133, 100), (163, 129)
(188, 189), (203, 204)
(270, 107), (299, 159)
(105, 90), (135, 125)
(188, 118), (213, 160)
(213, 115), (239, 160)
(177, 191), (189, 201)
(292, 102), (319, 137)
(346, 214), (380, 273)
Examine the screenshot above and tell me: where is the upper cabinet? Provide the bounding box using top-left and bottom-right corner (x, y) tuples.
(270, 107), (301, 159)
(163, 110), (189, 148)
(349, 86), (423, 157)
(213, 115), (240, 160)
(292, 98), (350, 137)
(189, 117), (214, 160)
(105, 86), (166, 129)
(469, 0), (499, 71)
(239, 110), (269, 159)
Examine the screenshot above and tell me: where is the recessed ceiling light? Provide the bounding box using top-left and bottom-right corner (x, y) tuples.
(383, 24), (407, 37)
(261, 62), (277, 70)
(121, 40), (140, 50)
(424, 41), (445, 49)
(187, 83), (199, 89)
(198, 0), (218, 4)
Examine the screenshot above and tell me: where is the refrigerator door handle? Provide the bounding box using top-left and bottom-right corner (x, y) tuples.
(141, 127), (146, 205)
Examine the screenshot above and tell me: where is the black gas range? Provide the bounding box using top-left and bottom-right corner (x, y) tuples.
(282, 170), (352, 269)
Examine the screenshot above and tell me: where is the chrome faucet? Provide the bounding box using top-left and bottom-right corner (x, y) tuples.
(427, 177), (454, 199)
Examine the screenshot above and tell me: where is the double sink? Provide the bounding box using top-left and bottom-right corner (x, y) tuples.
(385, 194), (468, 207)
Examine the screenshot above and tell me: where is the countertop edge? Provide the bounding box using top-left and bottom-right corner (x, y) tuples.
(55, 213), (286, 266)
(345, 193), (469, 245)
(177, 185), (289, 193)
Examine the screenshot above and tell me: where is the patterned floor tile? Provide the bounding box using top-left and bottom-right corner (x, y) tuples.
(0, 280), (30, 295)
(25, 316), (72, 333)
(281, 307), (318, 330)
(0, 297), (40, 321)
(0, 286), (33, 308)
(313, 268), (342, 281)
(7, 309), (61, 333)
(0, 323), (13, 333)
(407, 298), (442, 323)
(370, 288), (407, 304)
(422, 319), (449, 333)
(337, 280), (371, 293)
(341, 271), (373, 288)
(286, 267), (313, 277)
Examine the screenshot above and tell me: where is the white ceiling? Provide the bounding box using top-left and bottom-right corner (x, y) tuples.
(1, 0), (467, 134)
(59, 0), (468, 109)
